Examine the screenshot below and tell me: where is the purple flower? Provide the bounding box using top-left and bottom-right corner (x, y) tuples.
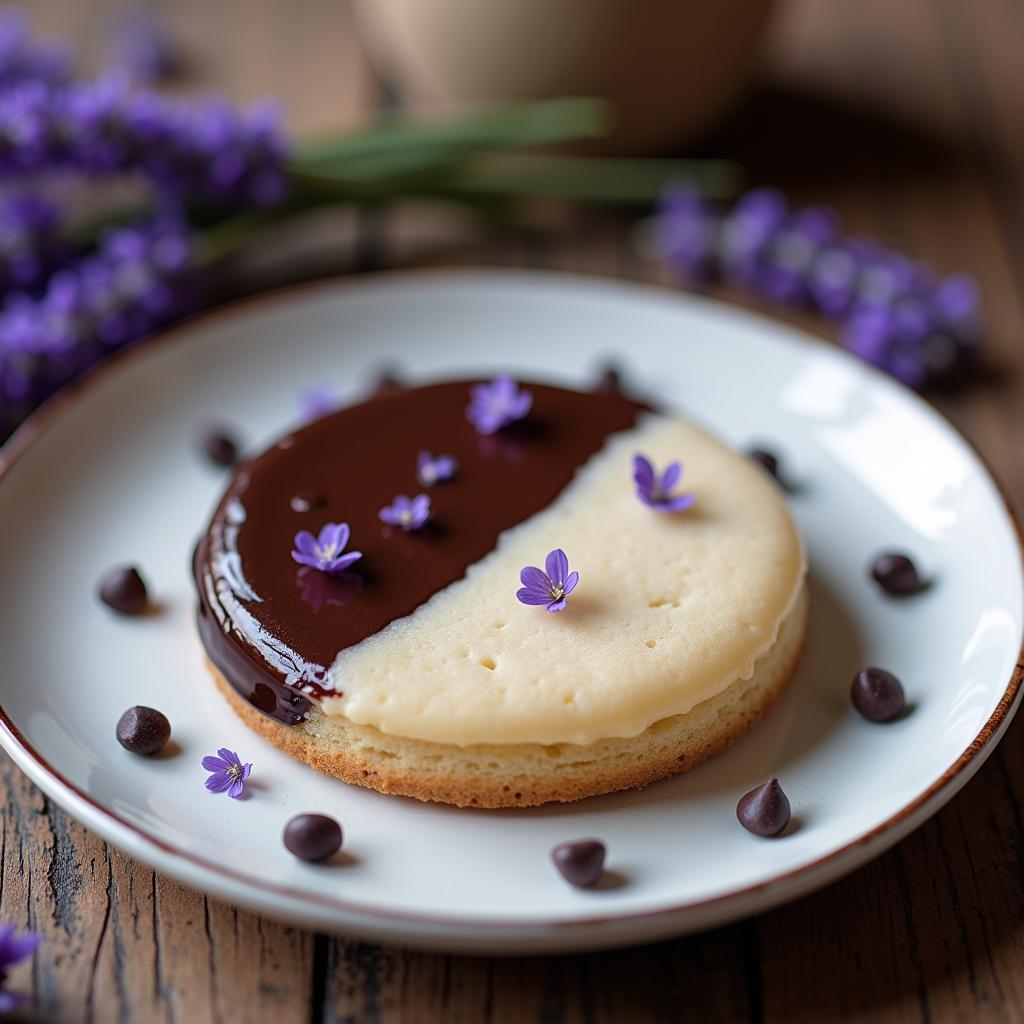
(417, 450), (457, 486)
(379, 493), (431, 531)
(0, 216), (192, 439)
(0, 10), (71, 89)
(0, 191), (67, 295)
(201, 747), (252, 799)
(291, 522), (362, 574)
(0, 77), (288, 206)
(108, 11), (181, 84)
(517, 549), (579, 613)
(654, 183), (718, 281)
(653, 183), (985, 391)
(299, 384), (341, 422)
(633, 454), (696, 512)
(0, 922), (39, 1014)
(466, 376), (532, 435)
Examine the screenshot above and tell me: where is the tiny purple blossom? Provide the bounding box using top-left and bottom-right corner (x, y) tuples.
(466, 376), (532, 435)
(633, 454), (696, 512)
(201, 747), (252, 799)
(291, 522), (362, 574)
(517, 549), (579, 613)
(0, 921), (39, 1013)
(379, 493), (431, 531)
(298, 384), (341, 422)
(417, 450), (457, 486)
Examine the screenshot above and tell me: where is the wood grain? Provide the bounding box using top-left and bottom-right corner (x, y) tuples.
(6, 0), (1024, 1020)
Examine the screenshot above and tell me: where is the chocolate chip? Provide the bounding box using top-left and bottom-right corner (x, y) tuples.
(98, 566), (149, 615)
(551, 839), (606, 888)
(290, 492), (326, 513)
(747, 447), (781, 480)
(373, 366), (403, 396)
(200, 426), (239, 468)
(870, 552), (927, 595)
(595, 363), (623, 394)
(116, 706), (171, 755)
(283, 814), (343, 862)
(737, 778), (791, 837)
(851, 667), (905, 722)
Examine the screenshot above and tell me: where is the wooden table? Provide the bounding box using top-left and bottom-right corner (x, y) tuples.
(5, 1), (1024, 1020)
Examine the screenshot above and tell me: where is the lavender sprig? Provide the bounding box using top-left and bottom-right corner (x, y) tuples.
(0, 77), (287, 205)
(107, 11), (181, 84)
(0, 216), (192, 437)
(0, 921), (40, 1015)
(654, 184), (983, 389)
(0, 9), (70, 88)
(0, 191), (67, 294)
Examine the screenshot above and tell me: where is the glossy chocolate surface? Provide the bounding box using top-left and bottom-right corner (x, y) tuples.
(194, 380), (646, 725)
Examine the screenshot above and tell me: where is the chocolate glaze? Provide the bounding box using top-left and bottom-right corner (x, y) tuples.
(193, 380), (646, 725)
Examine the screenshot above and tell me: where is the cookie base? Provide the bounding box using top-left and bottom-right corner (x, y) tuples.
(208, 587), (807, 808)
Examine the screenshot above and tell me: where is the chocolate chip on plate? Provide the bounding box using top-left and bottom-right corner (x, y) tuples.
(594, 363), (623, 394)
(116, 706), (171, 755)
(200, 426), (239, 468)
(851, 667), (905, 722)
(747, 447), (781, 480)
(870, 552), (927, 595)
(736, 778), (791, 837)
(98, 565), (149, 615)
(374, 366), (403, 396)
(283, 813), (343, 862)
(551, 839), (606, 888)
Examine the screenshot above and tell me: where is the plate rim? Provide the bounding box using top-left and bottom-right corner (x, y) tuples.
(1, 267), (1022, 943)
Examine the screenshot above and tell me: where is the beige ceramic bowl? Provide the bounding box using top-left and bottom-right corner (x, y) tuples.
(352, 0), (775, 153)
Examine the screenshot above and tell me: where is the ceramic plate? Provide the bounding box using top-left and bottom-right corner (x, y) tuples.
(0, 271), (1020, 954)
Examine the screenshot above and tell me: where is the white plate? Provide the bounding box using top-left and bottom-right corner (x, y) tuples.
(0, 270), (1020, 954)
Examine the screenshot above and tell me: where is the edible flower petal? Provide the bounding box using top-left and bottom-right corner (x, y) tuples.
(516, 548), (579, 613)
(466, 376), (532, 435)
(291, 522), (363, 574)
(379, 493), (431, 531)
(633, 454), (696, 512)
(201, 747), (252, 799)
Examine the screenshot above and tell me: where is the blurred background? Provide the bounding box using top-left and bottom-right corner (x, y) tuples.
(2, 0), (1013, 440)
(4, 2), (1024, 1021)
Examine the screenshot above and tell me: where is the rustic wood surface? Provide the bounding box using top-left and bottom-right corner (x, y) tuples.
(4, 0), (1024, 1020)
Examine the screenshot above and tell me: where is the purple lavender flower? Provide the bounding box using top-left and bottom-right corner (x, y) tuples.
(0, 191), (67, 294)
(0, 921), (39, 1014)
(718, 187), (787, 286)
(633, 454), (696, 512)
(108, 11), (181, 83)
(417, 450), (457, 486)
(298, 384), (341, 422)
(0, 10), (71, 88)
(0, 216), (192, 438)
(653, 183), (718, 281)
(201, 747), (252, 799)
(466, 376), (532, 435)
(653, 183), (985, 391)
(379, 493), (431, 531)
(517, 549), (579, 613)
(0, 77), (288, 206)
(291, 522), (362, 574)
